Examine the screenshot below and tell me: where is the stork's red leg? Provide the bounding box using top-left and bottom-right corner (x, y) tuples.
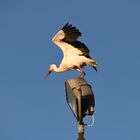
(77, 68), (86, 77)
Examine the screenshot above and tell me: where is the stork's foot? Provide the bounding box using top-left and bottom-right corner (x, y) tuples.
(79, 68), (86, 77)
(79, 72), (86, 77)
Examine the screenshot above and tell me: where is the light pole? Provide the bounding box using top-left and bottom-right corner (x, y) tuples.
(65, 77), (95, 140)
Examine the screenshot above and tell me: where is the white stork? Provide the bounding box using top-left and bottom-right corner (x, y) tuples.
(46, 23), (97, 78)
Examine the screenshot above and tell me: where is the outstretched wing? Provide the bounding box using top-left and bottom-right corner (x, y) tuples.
(62, 23), (81, 42)
(52, 23), (81, 42)
(52, 23), (90, 57)
(67, 40), (90, 57)
(62, 23), (90, 57)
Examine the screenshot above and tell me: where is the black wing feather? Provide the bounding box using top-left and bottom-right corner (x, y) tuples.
(65, 40), (90, 56)
(61, 23), (90, 57)
(61, 23), (81, 42)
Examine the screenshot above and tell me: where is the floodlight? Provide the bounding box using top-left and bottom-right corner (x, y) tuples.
(65, 77), (95, 122)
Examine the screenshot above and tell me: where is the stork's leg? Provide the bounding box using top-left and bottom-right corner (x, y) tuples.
(77, 68), (86, 77)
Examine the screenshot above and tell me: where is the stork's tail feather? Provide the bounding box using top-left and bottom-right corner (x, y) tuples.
(92, 65), (98, 72)
(92, 63), (98, 72)
(87, 59), (98, 72)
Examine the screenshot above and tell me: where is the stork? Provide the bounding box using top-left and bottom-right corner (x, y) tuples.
(46, 23), (97, 78)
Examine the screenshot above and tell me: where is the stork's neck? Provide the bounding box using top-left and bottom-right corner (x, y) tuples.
(52, 64), (64, 73)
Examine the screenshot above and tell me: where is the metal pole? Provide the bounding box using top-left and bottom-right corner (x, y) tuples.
(77, 121), (85, 140)
(77, 87), (85, 140)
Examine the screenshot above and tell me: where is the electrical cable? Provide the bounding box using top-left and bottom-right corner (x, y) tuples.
(84, 115), (95, 127)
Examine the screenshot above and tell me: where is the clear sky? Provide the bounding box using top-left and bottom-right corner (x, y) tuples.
(0, 0), (140, 140)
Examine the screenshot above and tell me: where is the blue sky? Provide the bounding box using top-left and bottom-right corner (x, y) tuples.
(0, 0), (140, 140)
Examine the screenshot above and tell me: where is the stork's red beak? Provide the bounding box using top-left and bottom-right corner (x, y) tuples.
(45, 69), (52, 79)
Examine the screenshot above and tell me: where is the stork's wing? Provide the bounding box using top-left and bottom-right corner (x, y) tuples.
(52, 23), (90, 57)
(68, 40), (90, 57)
(62, 23), (81, 42)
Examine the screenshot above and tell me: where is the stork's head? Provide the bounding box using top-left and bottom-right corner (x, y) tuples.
(45, 64), (56, 79)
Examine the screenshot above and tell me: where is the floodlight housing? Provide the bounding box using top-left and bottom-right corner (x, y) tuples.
(65, 77), (95, 121)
